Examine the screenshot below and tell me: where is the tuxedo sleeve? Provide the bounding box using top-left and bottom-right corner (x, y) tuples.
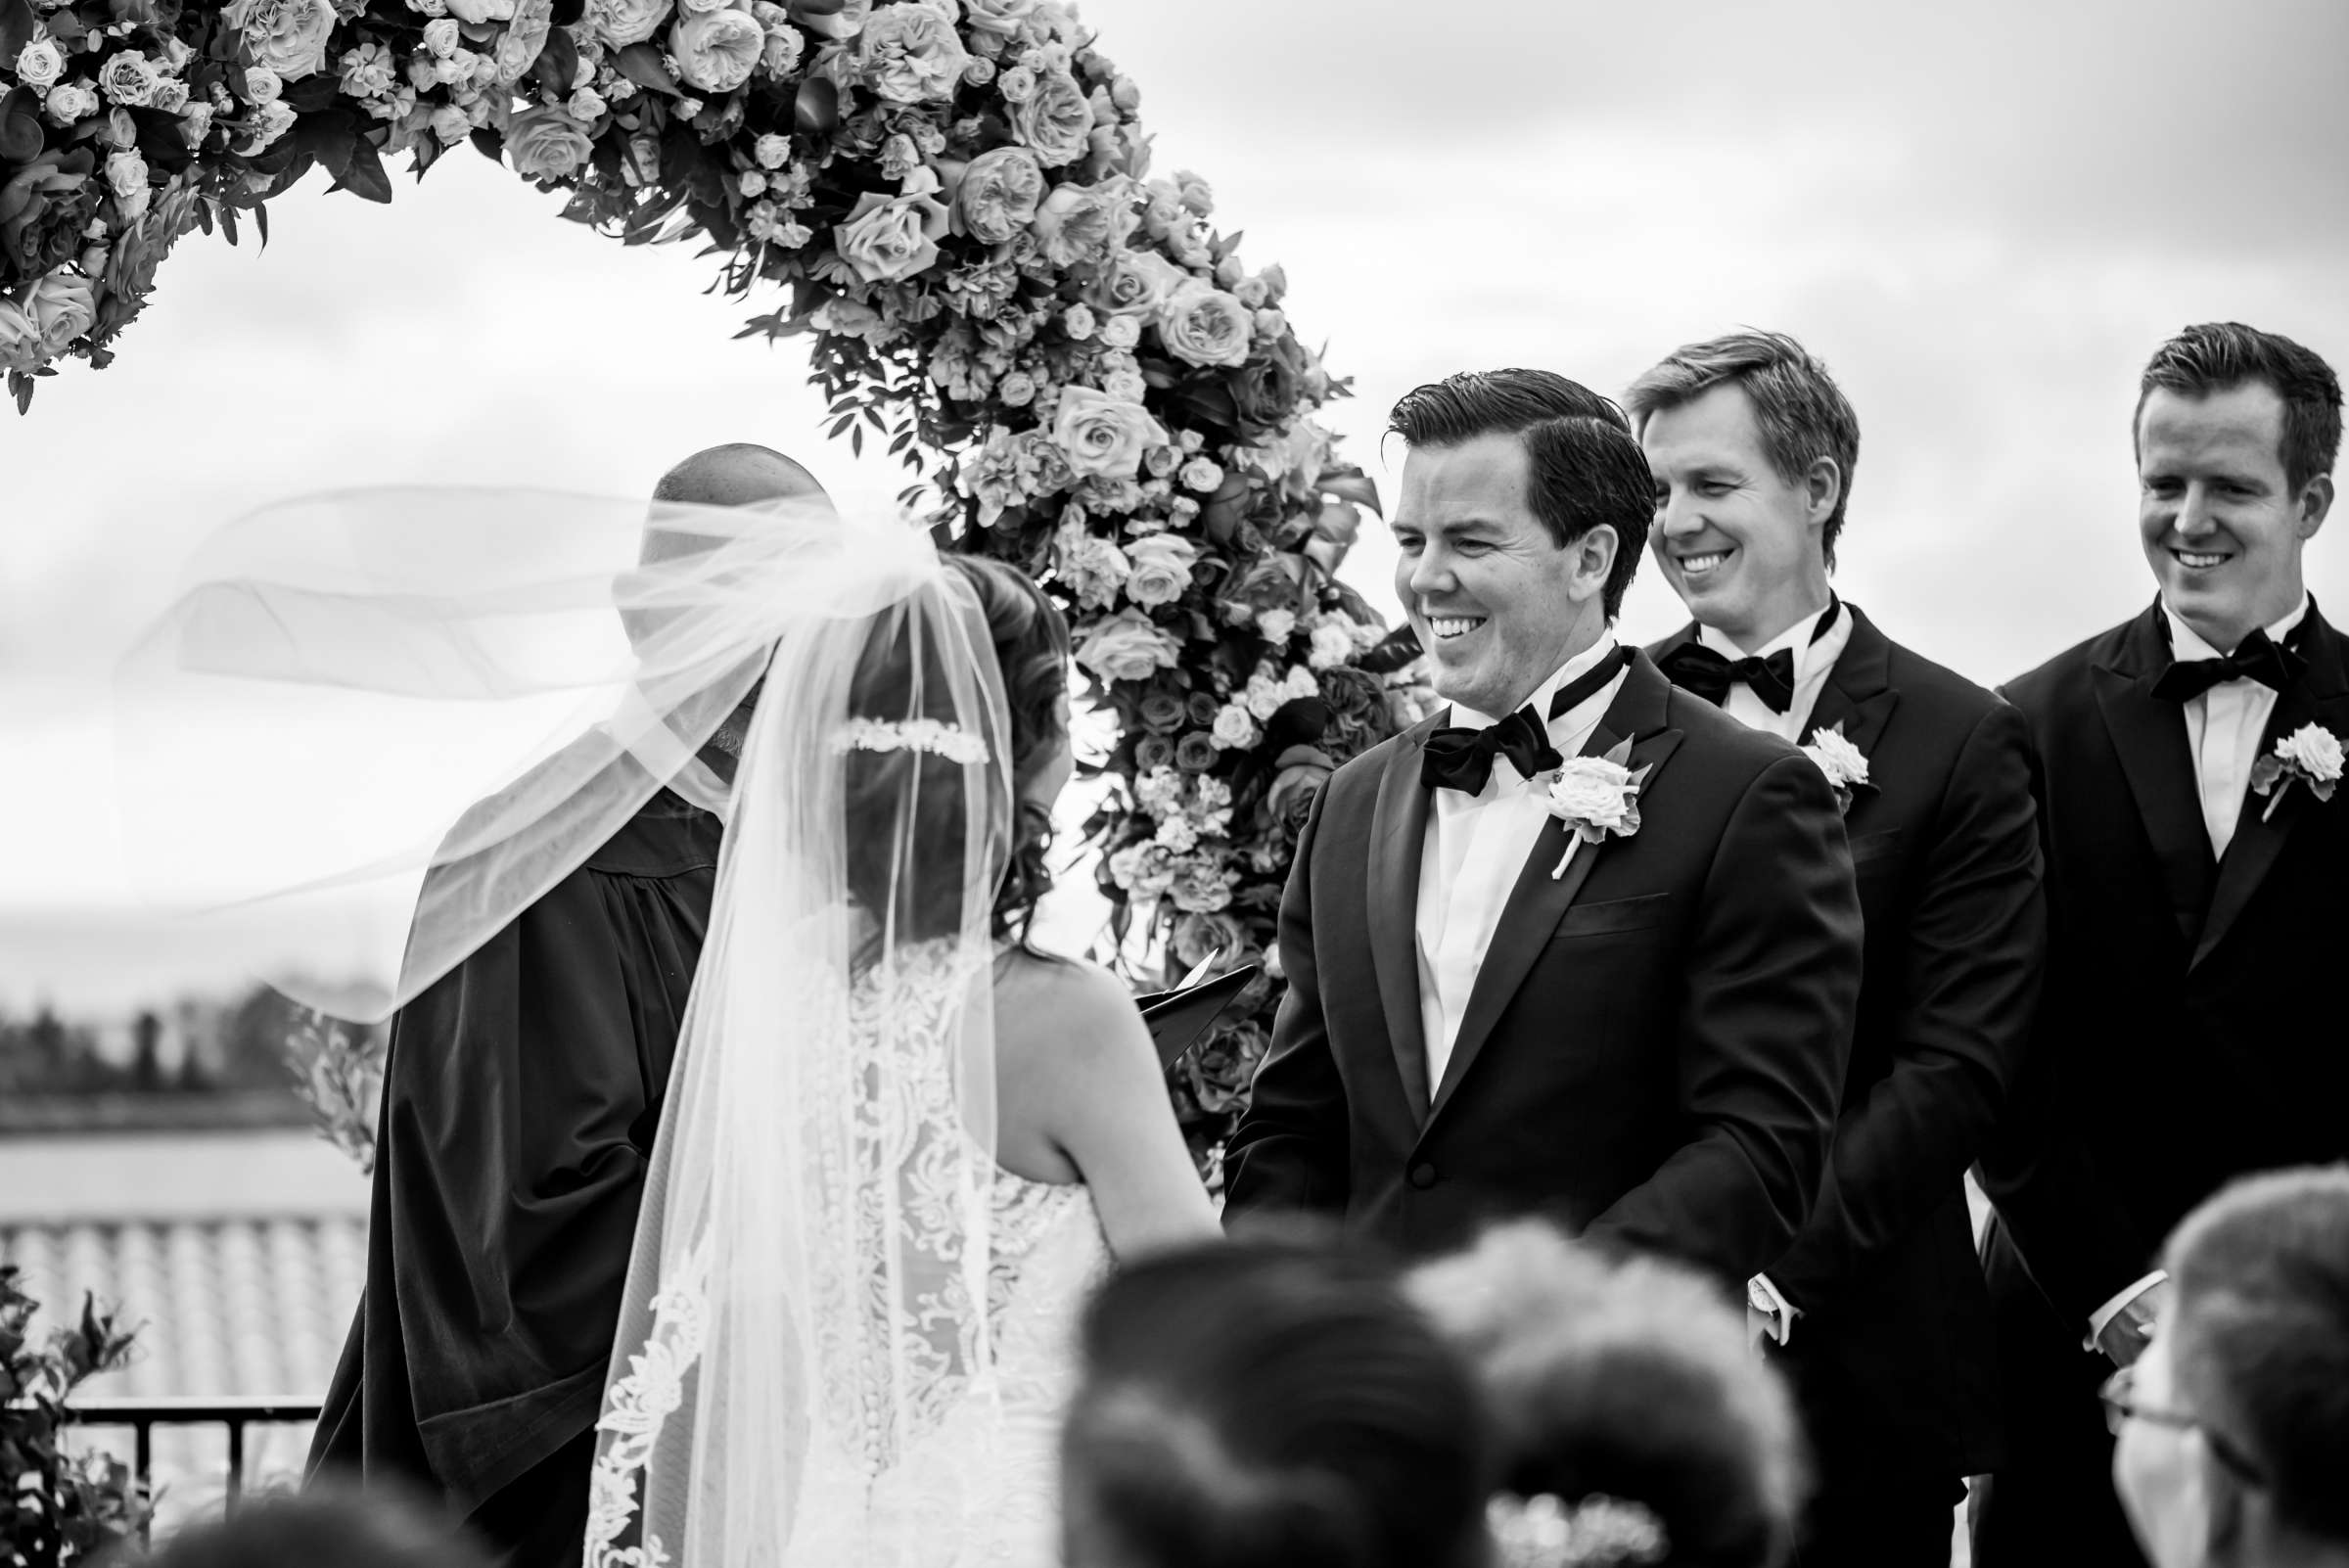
(1581, 751), (1861, 1284)
(1221, 780), (1351, 1222)
(1765, 702), (2045, 1310)
(1974, 712), (2154, 1321)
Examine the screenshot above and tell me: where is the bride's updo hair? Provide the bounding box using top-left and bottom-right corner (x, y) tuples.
(1060, 1232), (1492, 1568)
(1409, 1222), (1808, 1568)
(842, 553), (1070, 946)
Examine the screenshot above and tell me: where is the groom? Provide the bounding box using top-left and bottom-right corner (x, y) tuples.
(1224, 369), (1863, 1288)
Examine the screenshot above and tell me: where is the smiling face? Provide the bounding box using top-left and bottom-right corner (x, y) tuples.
(1391, 433), (1613, 717)
(2138, 383), (2331, 652)
(1640, 383), (1837, 651)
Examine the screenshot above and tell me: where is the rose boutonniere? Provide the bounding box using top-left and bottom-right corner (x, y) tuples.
(1543, 737), (1650, 880)
(1799, 722), (1870, 815)
(2250, 722), (2344, 821)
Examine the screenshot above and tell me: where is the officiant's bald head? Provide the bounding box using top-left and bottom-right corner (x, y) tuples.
(653, 442), (827, 509)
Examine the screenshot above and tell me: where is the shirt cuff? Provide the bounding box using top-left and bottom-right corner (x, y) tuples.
(2083, 1270), (2168, 1352)
(1747, 1273), (1798, 1348)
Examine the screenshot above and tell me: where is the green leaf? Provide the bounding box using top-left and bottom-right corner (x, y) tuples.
(533, 26), (579, 99)
(1316, 469), (1381, 514)
(470, 124), (505, 163)
(330, 134), (394, 204)
(615, 42), (679, 96)
(0, 92), (42, 163)
(0, 0), (36, 61)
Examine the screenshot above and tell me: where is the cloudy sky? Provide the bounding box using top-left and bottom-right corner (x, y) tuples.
(4, 0), (2346, 1009)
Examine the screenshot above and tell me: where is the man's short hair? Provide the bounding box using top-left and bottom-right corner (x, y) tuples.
(2136, 323), (2343, 495)
(1386, 368), (1652, 621)
(1622, 330), (1861, 571)
(2162, 1165), (2349, 1544)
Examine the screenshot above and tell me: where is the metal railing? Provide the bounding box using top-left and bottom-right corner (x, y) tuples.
(69, 1396), (324, 1534)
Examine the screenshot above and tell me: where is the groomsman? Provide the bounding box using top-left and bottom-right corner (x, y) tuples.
(1632, 332), (2045, 1568)
(1975, 323), (2345, 1568)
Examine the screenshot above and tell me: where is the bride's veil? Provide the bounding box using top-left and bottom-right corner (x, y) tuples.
(115, 489), (1018, 1565)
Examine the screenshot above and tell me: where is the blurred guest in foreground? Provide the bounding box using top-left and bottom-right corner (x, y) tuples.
(1060, 1231), (1492, 1568)
(2108, 1167), (2349, 1568)
(1978, 323), (2344, 1567)
(1411, 1221), (1808, 1568)
(121, 1485), (494, 1568)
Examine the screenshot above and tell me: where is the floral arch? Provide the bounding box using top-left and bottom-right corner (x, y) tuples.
(0, 0), (1424, 1154)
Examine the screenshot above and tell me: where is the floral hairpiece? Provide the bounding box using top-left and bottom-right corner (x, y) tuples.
(1488, 1494), (1669, 1568)
(830, 717), (990, 765)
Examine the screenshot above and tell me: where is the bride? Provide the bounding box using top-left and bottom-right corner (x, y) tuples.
(119, 491), (1219, 1567)
(582, 510), (1221, 1568)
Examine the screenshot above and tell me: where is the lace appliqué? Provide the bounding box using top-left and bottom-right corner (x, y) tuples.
(585, 1244), (713, 1568)
(831, 716), (990, 765)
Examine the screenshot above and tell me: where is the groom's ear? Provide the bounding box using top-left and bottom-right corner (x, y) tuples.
(1569, 524), (1619, 603)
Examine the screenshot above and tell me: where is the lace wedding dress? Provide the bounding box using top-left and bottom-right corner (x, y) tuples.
(590, 939), (1111, 1568)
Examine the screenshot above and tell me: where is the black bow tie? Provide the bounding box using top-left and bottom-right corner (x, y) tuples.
(1656, 599), (1840, 715)
(1420, 646), (1630, 795)
(2151, 625), (2307, 704)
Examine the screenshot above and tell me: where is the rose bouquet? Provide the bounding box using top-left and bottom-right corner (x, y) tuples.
(0, 0), (1426, 1159)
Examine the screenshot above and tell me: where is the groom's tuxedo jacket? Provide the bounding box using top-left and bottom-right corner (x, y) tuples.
(1223, 649), (1864, 1285)
(1974, 600), (2349, 1565)
(1650, 607), (2044, 1481)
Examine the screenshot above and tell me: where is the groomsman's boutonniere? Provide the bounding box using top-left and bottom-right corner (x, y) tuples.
(1544, 737), (1650, 880)
(2250, 722), (2344, 821)
(1800, 723), (1870, 816)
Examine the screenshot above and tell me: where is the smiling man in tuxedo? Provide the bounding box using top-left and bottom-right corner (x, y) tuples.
(1223, 368), (1863, 1290)
(1975, 323), (2346, 1568)
(1632, 332), (2045, 1568)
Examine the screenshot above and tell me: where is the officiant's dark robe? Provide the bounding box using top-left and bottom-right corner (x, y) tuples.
(1223, 650), (1863, 1287)
(1651, 607), (2044, 1563)
(307, 789), (722, 1568)
(1973, 601), (2349, 1568)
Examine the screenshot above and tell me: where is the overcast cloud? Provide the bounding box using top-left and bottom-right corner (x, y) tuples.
(3, 0), (2345, 1003)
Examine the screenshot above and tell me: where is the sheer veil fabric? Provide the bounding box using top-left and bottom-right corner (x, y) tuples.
(117, 491), (1023, 1566)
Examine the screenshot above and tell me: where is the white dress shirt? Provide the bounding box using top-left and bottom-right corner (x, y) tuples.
(1414, 634), (1627, 1098)
(2081, 594), (2313, 1350)
(1696, 597), (1854, 743)
(2163, 594), (2310, 860)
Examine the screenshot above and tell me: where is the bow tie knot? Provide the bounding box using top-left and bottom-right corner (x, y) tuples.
(1657, 642), (1797, 714)
(1420, 706), (1560, 796)
(2151, 625), (2306, 704)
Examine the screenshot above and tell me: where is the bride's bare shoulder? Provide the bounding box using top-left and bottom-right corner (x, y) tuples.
(993, 948), (1147, 1053)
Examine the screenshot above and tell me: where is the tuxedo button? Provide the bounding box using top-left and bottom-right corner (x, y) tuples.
(1407, 1162), (1438, 1190)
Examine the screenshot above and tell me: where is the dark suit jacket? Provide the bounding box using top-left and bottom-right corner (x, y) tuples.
(1222, 649), (1864, 1287)
(1982, 600), (2349, 1328)
(1650, 606), (2045, 1477)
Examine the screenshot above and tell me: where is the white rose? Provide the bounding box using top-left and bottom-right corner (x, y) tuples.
(1256, 608), (1296, 645)
(1802, 726), (1870, 791)
(429, 102), (471, 143)
(1209, 703), (1259, 751)
(222, 0), (338, 81)
(830, 168), (951, 284)
(152, 79), (190, 113)
(1075, 609), (1181, 684)
(504, 106), (596, 179)
(753, 131), (790, 168)
(243, 63), (285, 100)
(0, 299), (43, 375)
(677, 0), (727, 13)
(855, 0), (968, 105)
(1125, 533), (1198, 607)
(1546, 761), (1635, 834)
(20, 273), (95, 352)
(1052, 385), (1168, 481)
(668, 8), (763, 93)
(2278, 722), (2345, 782)
(422, 18), (459, 54)
(178, 101), (214, 147)
(568, 86), (607, 118)
(587, 0), (672, 48)
(15, 37), (66, 93)
(97, 51), (161, 107)
(44, 81), (99, 125)
(1156, 282), (1251, 369)
(104, 149), (149, 201)
(1099, 312), (1140, 349)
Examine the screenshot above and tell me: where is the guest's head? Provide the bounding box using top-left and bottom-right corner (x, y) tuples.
(121, 1485), (495, 1568)
(2133, 323), (2338, 653)
(2112, 1167), (2349, 1568)
(1411, 1222), (1807, 1568)
(1625, 331), (1857, 650)
(1061, 1231), (1492, 1568)
(1386, 369), (1651, 716)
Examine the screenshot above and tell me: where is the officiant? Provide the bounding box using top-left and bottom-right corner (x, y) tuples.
(305, 445), (829, 1568)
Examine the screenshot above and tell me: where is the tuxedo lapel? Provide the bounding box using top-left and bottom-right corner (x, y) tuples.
(1367, 722), (1436, 1123)
(1800, 604), (1900, 763)
(2093, 605), (2215, 948)
(1427, 654), (1686, 1123)
(2193, 607), (2349, 970)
